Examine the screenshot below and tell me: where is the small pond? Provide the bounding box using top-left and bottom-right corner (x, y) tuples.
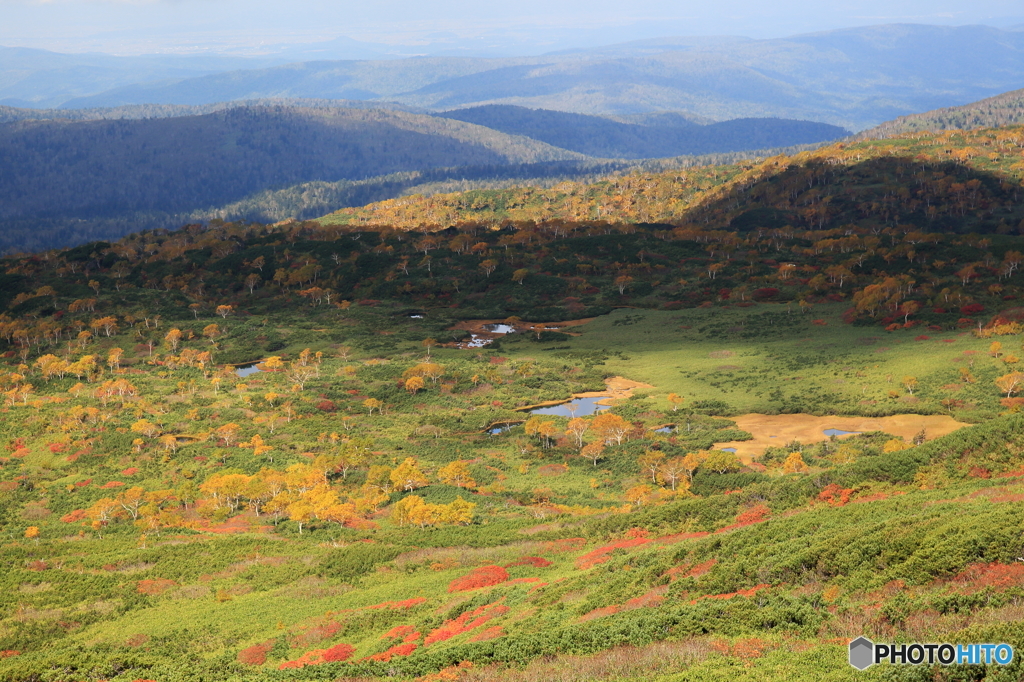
(484, 323), (515, 334)
(720, 447), (738, 453)
(236, 364), (262, 378)
(655, 426), (675, 434)
(487, 423), (517, 435)
(823, 428), (860, 437)
(409, 314), (424, 319)
(529, 396), (611, 417)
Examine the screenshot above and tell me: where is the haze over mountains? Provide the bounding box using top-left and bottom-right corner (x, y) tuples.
(3, 24), (1024, 130)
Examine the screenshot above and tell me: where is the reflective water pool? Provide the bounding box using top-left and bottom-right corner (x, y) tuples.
(529, 396), (611, 417)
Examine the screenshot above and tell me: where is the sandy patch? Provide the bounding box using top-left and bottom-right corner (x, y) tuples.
(715, 413), (971, 460)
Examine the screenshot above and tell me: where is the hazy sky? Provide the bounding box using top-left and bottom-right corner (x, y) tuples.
(2, 0), (1023, 56)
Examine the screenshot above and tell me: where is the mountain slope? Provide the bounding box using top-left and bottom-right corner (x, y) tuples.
(0, 104), (581, 244)
(437, 105), (849, 158)
(861, 87), (1024, 138)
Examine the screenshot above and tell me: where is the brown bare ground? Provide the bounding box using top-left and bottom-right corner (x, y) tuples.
(716, 413), (971, 460)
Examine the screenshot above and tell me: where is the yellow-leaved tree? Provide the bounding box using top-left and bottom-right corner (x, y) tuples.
(390, 457), (428, 492)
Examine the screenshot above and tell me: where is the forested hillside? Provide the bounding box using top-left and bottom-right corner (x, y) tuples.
(862, 88), (1024, 138)
(323, 124), (1024, 234)
(0, 105), (580, 255)
(437, 105), (849, 158)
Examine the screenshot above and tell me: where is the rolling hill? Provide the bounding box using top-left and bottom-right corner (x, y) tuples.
(437, 105), (850, 158)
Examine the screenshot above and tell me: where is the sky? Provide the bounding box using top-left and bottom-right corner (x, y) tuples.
(2, 0), (1023, 57)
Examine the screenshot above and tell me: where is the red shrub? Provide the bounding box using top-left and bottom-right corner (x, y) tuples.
(238, 641), (273, 666)
(579, 605), (620, 622)
(367, 642), (418, 662)
(137, 579), (177, 596)
(691, 584), (770, 603)
(967, 466), (992, 479)
(100, 481), (124, 489)
(625, 527), (650, 539)
(915, 335), (930, 341)
(575, 538), (651, 569)
(316, 400), (337, 413)
(713, 505), (771, 534)
(448, 566), (509, 592)
(385, 625), (416, 639)
(61, 509), (87, 523)
(811, 319), (828, 326)
(953, 563), (1024, 592)
(752, 287), (779, 301)
(424, 602), (509, 645)
(961, 303), (985, 315)
(817, 484), (852, 507)
(0, 651), (19, 658)
(321, 642), (355, 662)
(48, 443), (66, 454)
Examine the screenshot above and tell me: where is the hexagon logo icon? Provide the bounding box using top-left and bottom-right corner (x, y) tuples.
(849, 636), (874, 670)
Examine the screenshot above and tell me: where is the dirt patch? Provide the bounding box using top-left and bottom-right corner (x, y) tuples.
(715, 413), (971, 460)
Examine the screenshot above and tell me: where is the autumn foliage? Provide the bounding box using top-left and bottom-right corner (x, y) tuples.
(423, 602), (510, 645)
(448, 565), (509, 592)
(575, 537), (651, 569)
(237, 641), (274, 666)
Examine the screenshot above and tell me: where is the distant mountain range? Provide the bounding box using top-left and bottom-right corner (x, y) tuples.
(4, 24), (1024, 130)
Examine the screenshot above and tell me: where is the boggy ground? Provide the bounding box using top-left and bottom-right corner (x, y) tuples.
(714, 413), (971, 459)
